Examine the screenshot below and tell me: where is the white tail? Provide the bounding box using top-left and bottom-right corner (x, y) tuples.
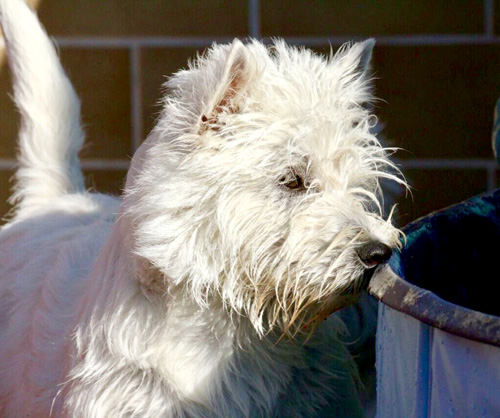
(0, 0), (85, 214)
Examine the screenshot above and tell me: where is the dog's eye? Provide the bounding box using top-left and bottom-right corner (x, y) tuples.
(280, 174), (305, 190)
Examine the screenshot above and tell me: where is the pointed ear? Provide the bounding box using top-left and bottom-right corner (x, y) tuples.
(335, 38), (375, 81)
(354, 38), (375, 77)
(200, 39), (251, 132)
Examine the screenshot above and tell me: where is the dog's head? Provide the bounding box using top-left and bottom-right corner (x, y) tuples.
(124, 39), (406, 336)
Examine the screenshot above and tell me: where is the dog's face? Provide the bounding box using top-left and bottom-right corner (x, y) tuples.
(125, 40), (405, 335)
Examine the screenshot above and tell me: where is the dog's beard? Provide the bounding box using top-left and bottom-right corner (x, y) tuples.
(221, 242), (366, 339)
(255, 270), (366, 338)
(219, 216), (402, 339)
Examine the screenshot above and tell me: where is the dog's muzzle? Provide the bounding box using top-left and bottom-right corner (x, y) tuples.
(326, 241), (393, 314)
(356, 240), (393, 291)
(356, 240), (392, 268)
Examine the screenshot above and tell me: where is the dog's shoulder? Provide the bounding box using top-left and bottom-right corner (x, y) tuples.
(0, 192), (119, 315)
(0, 192), (120, 411)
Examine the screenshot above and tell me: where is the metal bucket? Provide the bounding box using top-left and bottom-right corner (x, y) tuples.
(369, 189), (500, 417)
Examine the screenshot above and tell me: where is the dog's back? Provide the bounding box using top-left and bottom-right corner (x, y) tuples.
(0, 194), (118, 414)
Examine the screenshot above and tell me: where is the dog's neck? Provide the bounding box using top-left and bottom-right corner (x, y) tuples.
(68, 217), (309, 415)
(133, 262), (306, 409)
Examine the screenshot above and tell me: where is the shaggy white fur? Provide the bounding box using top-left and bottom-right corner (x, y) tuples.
(0, 0), (405, 416)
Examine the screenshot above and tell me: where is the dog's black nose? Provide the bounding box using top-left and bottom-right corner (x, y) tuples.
(357, 241), (392, 268)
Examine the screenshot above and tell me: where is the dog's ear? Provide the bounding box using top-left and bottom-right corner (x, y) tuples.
(331, 39), (375, 106)
(334, 38), (375, 82)
(353, 38), (375, 77)
(200, 39), (251, 132)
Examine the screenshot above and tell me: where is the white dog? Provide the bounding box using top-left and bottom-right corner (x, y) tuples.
(0, 0), (405, 416)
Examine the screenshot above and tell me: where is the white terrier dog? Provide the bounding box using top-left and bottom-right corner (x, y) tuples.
(0, 0), (405, 416)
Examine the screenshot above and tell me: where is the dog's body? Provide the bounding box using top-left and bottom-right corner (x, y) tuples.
(0, 0), (404, 416)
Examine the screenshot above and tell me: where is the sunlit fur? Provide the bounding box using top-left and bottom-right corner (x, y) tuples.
(0, 0), (405, 416)
(126, 40), (405, 336)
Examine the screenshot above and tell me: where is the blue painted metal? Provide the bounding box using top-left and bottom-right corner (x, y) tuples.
(370, 188), (500, 417)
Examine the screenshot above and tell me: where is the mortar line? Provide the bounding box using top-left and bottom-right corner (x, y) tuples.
(39, 34), (500, 49)
(0, 159), (131, 171)
(397, 158), (497, 170)
(487, 166), (497, 190)
(130, 44), (143, 152)
(484, 0), (495, 35)
(53, 37), (234, 48)
(248, 0), (261, 39)
(0, 158), (496, 172)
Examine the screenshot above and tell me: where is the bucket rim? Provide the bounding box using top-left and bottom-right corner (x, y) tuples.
(368, 263), (500, 347)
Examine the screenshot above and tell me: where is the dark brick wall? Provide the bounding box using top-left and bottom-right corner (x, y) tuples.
(0, 0), (498, 226)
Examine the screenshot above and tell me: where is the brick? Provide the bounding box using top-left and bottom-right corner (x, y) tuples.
(0, 64), (18, 158)
(0, 169), (129, 223)
(394, 169), (488, 226)
(373, 45), (500, 159)
(496, 0), (500, 35)
(37, 0), (248, 37)
(0, 170), (13, 223)
(1, 47), (132, 160)
(84, 170), (128, 196)
(140, 47), (200, 139)
(60, 48), (132, 159)
(262, 0), (484, 37)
